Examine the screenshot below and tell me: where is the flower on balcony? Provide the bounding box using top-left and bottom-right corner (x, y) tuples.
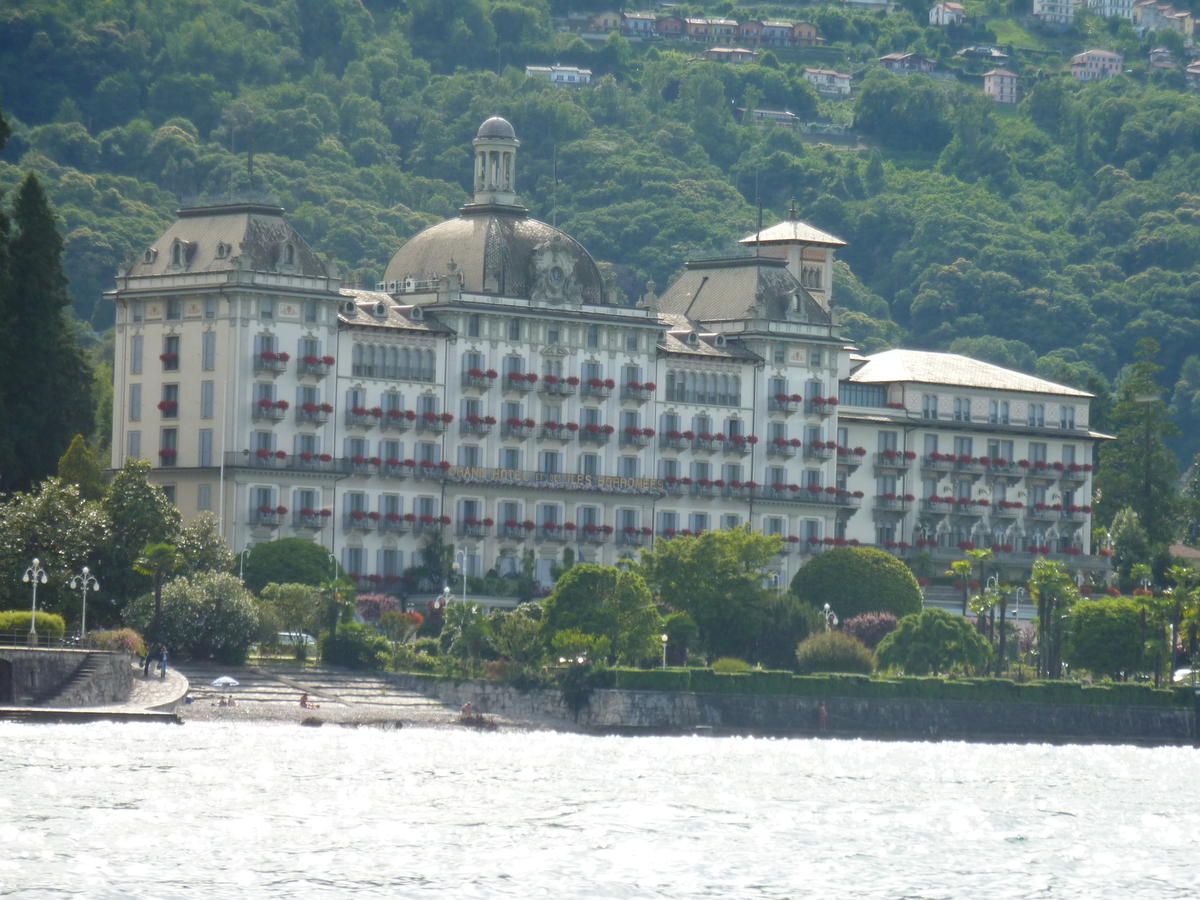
(885, 402), (905, 410)
(827, 398), (838, 406)
(582, 523), (599, 534)
(385, 512), (402, 523)
(439, 412), (454, 423)
(823, 486), (837, 495)
(438, 460), (451, 471)
(419, 459), (434, 469)
(809, 439), (825, 451)
(320, 402), (334, 414)
(806, 483), (821, 494)
(1082, 505), (1093, 514)
(302, 355), (321, 366)
(274, 450), (287, 459)
(958, 541), (975, 551)
(904, 494), (916, 502)
(386, 408), (405, 420)
(422, 411), (438, 422)
(640, 526), (653, 536)
(1033, 460), (1048, 471)
(882, 448), (898, 460)
(368, 456), (381, 466)
(978, 456), (992, 466)
(157, 400), (178, 412)
(622, 525), (637, 535)
(698, 478), (712, 488)
(1017, 459), (1031, 468)
(254, 448), (271, 459)
(624, 426), (640, 436)
(903, 450), (917, 460)
(563, 522), (576, 531)
(483, 415), (498, 426)
(823, 440), (836, 450)
(697, 431), (712, 441)
(257, 398), (274, 410)
(299, 451), (314, 462)
(350, 405), (368, 416)
(1052, 461), (1065, 472)
(507, 417), (524, 428)
(812, 396), (826, 405)
(522, 372), (538, 384)
(367, 511), (382, 521)
(956, 497), (972, 506)
(774, 392), (790, 403)
(383, 457), (402, 468)
(883, 492), (897, 502)
(994, 457), (1008, 467)
(352, 455), (366, 465)
(402, 513), (416, 523)
(522, 520), (536, 531)
(157, 448), (177, 461)
(298, 507), (316, 518)
(915, 538), (931, 549)
(350, 509), (367, 521)
(773, 437), (789, 447)
(747, 435), (758, 444)
(883, 540), (897, 549)
(319, 453), (333, 462)
(260, 350), (278, 362)
(771, 481), (787, 492)
(680, 477), (693, 486)
(807, 536), (821, 545)
(417, 514), (435, 525)
(729, 479), (743, 490)
(437, 515), (452, 525)
(1051, 503), (1063, 511)
(600, 424), (614, 435)
(484, 368), (498, 379)
(683, 430), (696, 441)
(160, 352), (179, 363)
(642, 428), (656, 438)
(713, 479), (727, 488)
(975, 499), (990, 507)
(713, 432), (727, 442)
(319, 355), (335, 366)
(466, 414), (483, 425)
(301, 402), (319, 414)
(523, 417), (536, 429)
(258, 504), (275, 515)
(566, 375), (580, 386)
(603, 378), (616, 389)
(644, 381), (656, 391)
(274, 399), (289, 410)
(542, 522), (559, 532)
(600, 524), (615, 535)
(627, 380), (642, 391)
(468, 368), (485, 378)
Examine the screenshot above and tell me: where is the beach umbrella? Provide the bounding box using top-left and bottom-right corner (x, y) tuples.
(210, 676), (240, 687)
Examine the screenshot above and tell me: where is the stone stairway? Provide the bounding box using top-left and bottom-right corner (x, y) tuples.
(25, 653), (100, 706)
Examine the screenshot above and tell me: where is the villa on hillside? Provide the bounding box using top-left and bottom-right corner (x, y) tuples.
(1071, 49), (1123, 80)
(803, 68), (853, 97)
(983, 69), (1018, 103)
(1032, 0), (1075, 25)
(929, 2), (965, 25)
(525, 65), (593, 86)
(879, 53), (936, 74)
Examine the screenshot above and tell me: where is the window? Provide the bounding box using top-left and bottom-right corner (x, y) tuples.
(953, 436), (973, 458)
(619, 457), (638, 478)
(500, 448), (521, 470)
(459, 445), (482, 467)
(922, 395), (938, 419)
(878, 431), (897, 452)
(508, 317), (521, 341)
(587, 325), (599, 348)
(130, 336), (143, 374)
(160, 428), (177, 467)
(129, 384), (142, 421)
(764, 517), (784, 536)
(197, 484), (212, 510)
(166, 298), (182, 321)
(162, 335), (180, 372)
(261, 298), (274, 320)
(626, 332), (638, 352)
(162, 486), (176, 505)
(548, 325), (560, 345)
(199, 429), (213, 467)
(202, 332), (215, 370)
(284, 243), (295, 266)
(690, 512), (710, 534)
(132, 301), (144, 324)
(1062, 445), (1076, 466)
(953, 397), (971, 422)
(304, 300), (317, 324)
(160, 384), (179, 419)
(127, 430), (141, 460)
(1060, 406), (1075, 430)
(987, 439), (1013, 462)
(502, 356), (525, 378)
(468, 314), (481, 338)
(1028, 403), (1045, 428)
(171, 243), (183, 267)
(540, 451), (562, 474)
(810, 347), (823, 367)
(660, 458), (680, 479)
(989, 400), (1009, 425)
(838, 383), (886, 408)
(297, 433), (319, 458)
(580, 453), (599, 477)
(1029, 442), (1047, 464)
(342, 547), (365, 578)
(773, 343), (786, 365)
(721, 514), (741, 530)
(380, 549), (402, 579)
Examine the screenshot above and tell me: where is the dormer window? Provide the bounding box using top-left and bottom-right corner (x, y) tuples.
(216, 243), (229, 259)
(171, 243), (183, 267)
(143, 248), (158, 264)
(714, 334), (726, 347)
(284, 243), (295, 266)
(687, 333), (699, 346)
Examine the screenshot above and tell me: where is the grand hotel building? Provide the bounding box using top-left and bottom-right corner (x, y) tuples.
(107, 117), (1111, 603)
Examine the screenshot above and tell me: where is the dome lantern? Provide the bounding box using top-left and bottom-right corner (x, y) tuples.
(471, 116), (521, 209)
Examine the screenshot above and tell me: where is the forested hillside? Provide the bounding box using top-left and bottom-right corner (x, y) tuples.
(4, 0), (1200, 464)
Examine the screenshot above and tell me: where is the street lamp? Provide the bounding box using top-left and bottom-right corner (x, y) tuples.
(822, 603), (838, 631)
(238, 548), (251, 582)
(660, 633), (669, 669)
(454, 550), (468, 606)
(69, 566), (99, 645)
(22, 558), (47, 646)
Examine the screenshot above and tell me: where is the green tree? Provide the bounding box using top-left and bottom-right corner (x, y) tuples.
(1065, 597), (1144, 678)
(791, 547), (924, 622)
(794, 631), (875, 675)
(1095, 339), (1182, 548)
(638, 528), (782, 662)
(489, 603), (544, 665)
(175, 513), (235, 577)
(542, 564), (662, 665)
(56, 434), (104, 501)
(134, 542), (181, 646)
(101, 460), (182, 606)
(260, 582), (322, 644)
(0, 173), (94, 493)
(242, 538), (337, 594)
(877, 608), (991, 675)
(123, 571), (260, 663)
(1029, 558), (1079, 679)
(1110, 506), (1150, 585)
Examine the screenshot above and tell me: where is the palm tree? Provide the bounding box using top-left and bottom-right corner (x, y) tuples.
(134, 542), (180, 646)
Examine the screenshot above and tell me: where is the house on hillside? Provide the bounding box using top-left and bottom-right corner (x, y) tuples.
(1071, 49), (1123, 80)
(1138, 3), (1195, 38)
(929, 2), (966, 25)
(879, 52), (937, 74)
(621, 13), (656, 37)
(958, 46), (1011, 64)
(803, 68), (853, 97)
(1149, 47), (1178, 69)
(656, 15), (686, 37)
(737, 20), (764, 44)
(525, 65), (593, 86)
(793, 22), (824, 46)
(1089, 0), (1136, 19)
(696, 47), (758, 64)
(592, 11), (622, 31)
(1186, 61), (1200, 87)
(734, 108), (802, 127)
(707, 19), (739, 42)
(761, 21), (793, 46)
(685, 18), (710, 40)
(1032, 0), (1075, 25)
(983, 69), (1018, 103)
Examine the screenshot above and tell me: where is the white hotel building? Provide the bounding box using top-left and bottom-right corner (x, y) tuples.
(106, 117), (1111, 604)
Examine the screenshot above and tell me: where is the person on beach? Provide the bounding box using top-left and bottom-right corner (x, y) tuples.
(299, 693), (320, 709)
(460, 701), (475, 722)
(818, 702), (828, 732)
(158, 648), (169, 679)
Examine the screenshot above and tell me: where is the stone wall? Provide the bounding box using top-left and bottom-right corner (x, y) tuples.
(0, 649), (133, 707)
(385, 673), (1196, 745)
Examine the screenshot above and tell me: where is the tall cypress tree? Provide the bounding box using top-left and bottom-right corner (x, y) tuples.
(0, 102), (14, 489)
(0, 169), (94, 493)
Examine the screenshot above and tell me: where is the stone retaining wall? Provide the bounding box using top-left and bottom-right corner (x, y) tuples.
(385, 673), (1196, 745)
(0, 649), (132, 707)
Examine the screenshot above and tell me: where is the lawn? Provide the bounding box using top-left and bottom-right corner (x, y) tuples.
(986, 18), (1056, 52)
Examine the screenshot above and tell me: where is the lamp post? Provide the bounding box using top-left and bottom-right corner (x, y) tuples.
(69, 566), (99, 645)
(454, 550), (468, 606)
(660, 633), (668, 669)
(822, 603), (838, 631)
(327, 553), (338, 581)
(22, 558), (47, 647)
(238, 548), (251, 583)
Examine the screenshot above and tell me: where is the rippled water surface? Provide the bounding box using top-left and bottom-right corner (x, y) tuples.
(1, 723), (1198, 899)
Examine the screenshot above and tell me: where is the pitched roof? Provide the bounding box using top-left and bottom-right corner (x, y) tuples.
(657, 256), (829, 327)
(983, 68), (1018, 77)
(657, 314), (762, 361)
(337, 290), (453, 335)
(739, 215), (847, 247)
(849, 349), (1092, 397)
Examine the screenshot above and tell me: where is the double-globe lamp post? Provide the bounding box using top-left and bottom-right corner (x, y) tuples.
(70, 566), (100, 645)
(22, 558), (47, 647)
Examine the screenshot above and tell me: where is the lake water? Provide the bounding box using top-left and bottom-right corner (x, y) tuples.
(2, 723), (1198, 899)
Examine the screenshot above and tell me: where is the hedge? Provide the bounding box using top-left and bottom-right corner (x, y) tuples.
(0, 611), (66, 640)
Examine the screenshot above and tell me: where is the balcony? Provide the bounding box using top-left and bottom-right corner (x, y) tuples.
(412, 464), (448, 480)
(949, 500), (986, 518)
(1061, 508), (1090, 523)
(873, 495), (912, 514)
(344, 513), (376, 532)
(581, 381), (613, 399)
(660, 434), (689, 450)
(920, 454), (954, 474)
(499, 524), (530, 540)
(298, 357), (330, 377)
(579, 428), (612, 444)
(380, 461), (413, 478)
(620, 385), (653, 403)
(769, 396), (799, 414)
(346, 457), (377, 476)
(292, 511), (328, 529)
(767, 441), (798, 458)
(502, 423), (534, 439)
(381, 412), (414, 432)
(352, 364), (434, 382)
(691, 437), (718, 452)
(461, 371), (494, 390)
(663, 480), (687, 495)
(296, 406), (329, 425)
(345, 409), (378, 428)
(457, 522), (491, 538)
(837, 449), (866, 468)
(1061, 466), (1090, 485)
(804, 399), (836, 416)
(252, 401), (287, 421)
(1023, 464), (1057, 485)
(805, 443), (835, 461)
(577, 529), (610, 544)
(874, 451), (912, 470)
(991, 503), (1022, 519)
(752, 486), (862, 509)
(538, 526), (570, 542)
(225, 451), (341, 474)
(1028, 506), (1062, 522)
(460, 420), (493, 437)
(503, 374), (536, 393)
(250, 507), (283, 527)
(539, 379), (577, 397)
(721, 484), (752, 500)
(380, 516), (410, 535)
(539, 425), (576, 441)
(621, 430), (652, 447)
(690, 482), (717, 497)
(417, 416), (450, 433)
(618, 530), (648, 546)
(253, 353), (288, 374)
(723, 438), (754, 454)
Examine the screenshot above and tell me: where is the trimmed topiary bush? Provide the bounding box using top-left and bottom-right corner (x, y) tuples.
(0, 611), (66, 640)
(319, 622), (391, 669)
(712, 657), (752, 674)
(795, 631), (875, 675)
(790, 547), (923, 621)
(842, 612), (899, 650)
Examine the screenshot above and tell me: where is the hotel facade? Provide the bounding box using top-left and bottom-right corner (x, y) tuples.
(107, 118), (1110, 604)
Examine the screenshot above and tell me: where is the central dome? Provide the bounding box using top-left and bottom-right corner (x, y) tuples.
(384, 117), (606, 305)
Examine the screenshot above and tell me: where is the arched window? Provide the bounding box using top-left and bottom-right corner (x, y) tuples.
(386, 346), (397, 378)
(171, 243), (182, 266)
(685, 372), (696, 402)
(352, 344), (364, 376)
(284, 243), (295, 266)
(719, 375), (729, 405)
(399, 347), (412, 379)
(666, 371), (677, 401)
(423, 349), (435, 379)
(731, 376), (741, 405)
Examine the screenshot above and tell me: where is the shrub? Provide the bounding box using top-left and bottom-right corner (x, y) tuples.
(0, 611), (66, 640)
(1065, 597), (1144, 678)
(90, 628), (146, 656)
(842, 612), (899, 650)
(790, 547), (923, 621)
(550, 628), (611, 662)
(319, 622), (391, 669)
(410, 637), (441, 656)
(877, 608), (991, 676)
(795, 631), (875, 675)
(242, 538), (340, 594)
(356, 592), (400, 625)
(712, 657), (752, 674)
(122, 572), (260, 663)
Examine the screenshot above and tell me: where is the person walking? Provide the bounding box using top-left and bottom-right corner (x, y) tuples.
(158, 647), (169, 679)
(817, 702), (827, 732)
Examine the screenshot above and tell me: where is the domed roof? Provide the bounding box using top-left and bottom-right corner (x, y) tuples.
(476, 116), (516, 140)
(384, 210), (606, 305)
